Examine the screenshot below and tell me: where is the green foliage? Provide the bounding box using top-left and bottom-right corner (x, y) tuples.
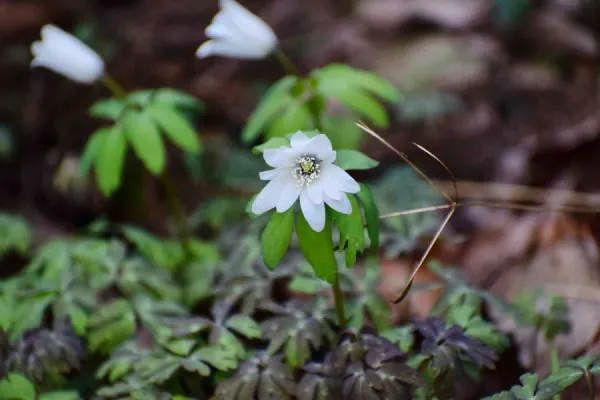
(512, 289), (570, 340)
(243, 65), (399, 147)
(86, 89), (202, 196)
(334, 149), (379, 171)
(261, 299), (336, 368)
(332, 196), (365, 267)
(0, 213), (31, 258)
(493, 0), (531, 25)
(0, 374), (36, 400)
(296, 212), (338, 283)
(260, 207), (294, 269)
(312, 64), (401, 128)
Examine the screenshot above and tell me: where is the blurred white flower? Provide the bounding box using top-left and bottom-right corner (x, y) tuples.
(31, 24), (105, 84)
(196, 0), (278, 60)
(252, 131), (360, 232)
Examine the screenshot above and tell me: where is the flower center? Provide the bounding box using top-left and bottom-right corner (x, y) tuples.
(292, 155), (321, 186)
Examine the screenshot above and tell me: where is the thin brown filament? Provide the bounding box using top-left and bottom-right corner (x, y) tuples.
(356, 121), (600, 304)
(357, 121), (454, 204)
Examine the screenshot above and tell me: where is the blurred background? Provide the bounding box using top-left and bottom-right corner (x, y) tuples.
(1, 0), (600, 394)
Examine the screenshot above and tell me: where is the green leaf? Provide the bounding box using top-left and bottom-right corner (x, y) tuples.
(39, 391), (80, 400)
(122, 110), (165, 175)
(322, 115), (364, 150)
(314, 64), (401, 102)
(243, 76), (298, 142)
(95, 124), (127, 196)
(88, 299), (136, 353)
(89, 98), (126, 120)
(321, 85), (389, 127)
(0, 213), (31, 257)
(333, 196), (365, 267)
(261, 208), (295, 269)
(296, 212), (337, 283)
(355, 184), (379, 250)
(266, 100), (314, 139)
(148, 104), (201, 153)
(80, 128), (108, 178)
(0, 374), (36, 400)
(225, 315), (262, 339)
(335, 149), (379, 170)
(252, 137), (289, 154)
(127, 89), (200, 109)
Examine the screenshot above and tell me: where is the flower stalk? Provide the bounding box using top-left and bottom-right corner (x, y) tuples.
(332, 272), (347, 330)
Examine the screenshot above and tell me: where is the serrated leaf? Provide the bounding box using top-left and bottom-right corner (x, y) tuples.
(95, 124), (127, 196)
(266, 100), (314, 139)
(261, 208), (294, 269)
(192, 347), (238, 371)
(243, 76), (298, 142)
(148, 104), (201, 153)
(80, 128), (108, 178)
(226, 315), (262, 339)
(296, 213), (337, 283)
(89, 98), (126, 120)
(0, 374), (36, 400)
(334, 149), (379, 170)
(355, 184), (379, 251)
(252, 137), (289, 154)
(122, 110), (165, 175)
(333, 196), (365, 267)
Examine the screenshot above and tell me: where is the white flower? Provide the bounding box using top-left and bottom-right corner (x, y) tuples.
(31, 24), (105, 84)
(252, 131), (360, 232)
(196, 0), (278, 60)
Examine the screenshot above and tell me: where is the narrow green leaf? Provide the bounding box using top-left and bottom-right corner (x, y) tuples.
(261, 208), (294, 269)
(334, 149), (379, 170)
(355, 185), (379, 250)
(95, 125), (127, 196)
(243, 76), (298, 142)
(296, 213), (337, 283)
(266, 100), (314, 139)
(89, 98), (126, 120)
(252, 137), (289, 154)
(39, 391), (80, 400)
(80, 128), (109, 178)
(148, 104), (201, 153)
(0, 374), (36, 400)
(333, 196), (365, 267)
(122, 110), (165, 175)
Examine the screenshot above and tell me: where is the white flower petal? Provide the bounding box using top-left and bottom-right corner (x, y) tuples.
(320, 168), (342, 200)
(263, 147), (292, 168)
(290, 131), (310, 148)
(328, 164), (360, 193)
(196, 39), (265, 59)
(324, 192), (352, 214)
(306, 179), (324, 204)
(276, 181), (301, 212)
(302, 134), (335, 161)
(259, 169), (282, 180)
(252, 176), (286, 214)
(300, 191), (326, 232)
(197, 0), (277, 60)
(30, 24), (104, 84)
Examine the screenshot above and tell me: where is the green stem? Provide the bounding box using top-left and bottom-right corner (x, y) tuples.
(161, 171), (193, 260)
(332, 271), (347, 330)
(101, 75), (127, 99)
(274, 48), (301, 76)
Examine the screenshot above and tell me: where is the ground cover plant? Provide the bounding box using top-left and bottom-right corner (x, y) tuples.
(2, 0), (600, 399)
